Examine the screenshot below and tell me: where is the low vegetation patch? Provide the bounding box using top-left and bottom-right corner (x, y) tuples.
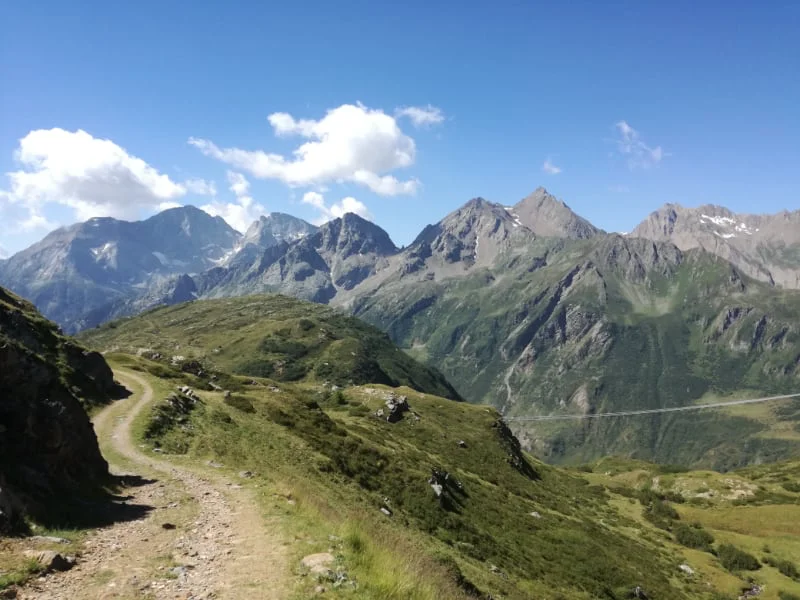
(717, 544), (761, 572)
(764, 556), (800, 580)
(674, 523), (715, 552)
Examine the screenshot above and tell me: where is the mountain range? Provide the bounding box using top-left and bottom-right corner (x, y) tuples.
(2, 188), (800, 467)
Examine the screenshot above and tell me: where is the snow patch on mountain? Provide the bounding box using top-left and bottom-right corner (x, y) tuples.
(503, 206), (522, 228)
(91, 242), (117, 260)
(700, 213), (758, 237)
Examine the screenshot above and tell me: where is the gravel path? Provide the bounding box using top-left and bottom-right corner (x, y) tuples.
(20, 370), (289, 600)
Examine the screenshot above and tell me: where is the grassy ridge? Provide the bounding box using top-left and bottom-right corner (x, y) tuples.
(81, 294), (460, 400)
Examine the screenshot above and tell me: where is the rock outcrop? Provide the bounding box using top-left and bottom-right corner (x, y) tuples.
(0, 286), (122, 531)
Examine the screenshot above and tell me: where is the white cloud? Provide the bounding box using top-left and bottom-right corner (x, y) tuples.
(226, 171), (250, 197)
(351, 170), (419, 195)
(614, 121), (665, 169)
(395, 105), (445, 128)
(542, 158), (562, 175)
(199, 171), (267, 232)
(2, 128), (214, 225)
(301, 191), (371, 225)
(608, 184), (630, 193)
(184, 178), (217, 196)
(189, 103), (419, 196)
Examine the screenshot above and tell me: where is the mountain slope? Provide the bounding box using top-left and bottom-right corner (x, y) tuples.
(83, 328), (745, 599)
(80, 294), (460, 400)
(0, 206), (240, 331)
(202, 212), (398, 302)
(0, 286), (121, 532)
(6, 192), (800, 470)
(632, 203), (800, 288)
(350, 231), (800, 469)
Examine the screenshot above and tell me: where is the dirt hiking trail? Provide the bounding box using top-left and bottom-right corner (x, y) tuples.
(20, 370), (290, 600)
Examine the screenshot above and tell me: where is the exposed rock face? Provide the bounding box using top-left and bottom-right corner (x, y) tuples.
(592, 235), (683, 283)
(409, 197), (535, 269)
(102, 212), (399, 313)
(0, 206), (240, 332)
(512, 187), (601, 239)
(0, 287), (120, 531)
(229, 213), (318, 268)
(632, 203), (800, 288)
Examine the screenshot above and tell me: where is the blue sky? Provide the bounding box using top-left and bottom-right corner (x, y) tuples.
(1, 1), (799, 256)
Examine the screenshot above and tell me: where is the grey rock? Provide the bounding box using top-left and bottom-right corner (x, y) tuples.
(301, 552), (335, 576)
(384, 394), (409, 423)
(29, 535), (70, 544)
(23, 550), (74, 572)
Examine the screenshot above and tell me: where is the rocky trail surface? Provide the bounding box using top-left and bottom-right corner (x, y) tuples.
(19, 371), (289, 600)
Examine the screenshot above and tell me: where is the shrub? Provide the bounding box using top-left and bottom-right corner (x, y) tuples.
(718, 544), (761, 572)
(637, 487), (681, 529)
(764, 556), (800, 580)
(674, 523), (714, 551)
(782, 481), (800, 493)
(779, 592), (800, 600)
(657, 464), (690, 474)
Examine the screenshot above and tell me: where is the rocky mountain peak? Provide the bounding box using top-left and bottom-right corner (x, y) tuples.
(316, 213), (398, 258)
(404, 196), (534, 271)
(241, 213), (317, 249)
(632, 203), (800, 289)
(512, 188), (600, 239)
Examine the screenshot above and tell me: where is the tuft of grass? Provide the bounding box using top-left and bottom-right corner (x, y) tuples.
(0, 558), (43, 590)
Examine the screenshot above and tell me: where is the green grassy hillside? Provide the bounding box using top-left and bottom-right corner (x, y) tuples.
(79, 289), (799, 599)
(106, 352), (736, 599)
(582, 457), (800, 600)
(351, 236), (800, 469)
(81, 294), (460, 400)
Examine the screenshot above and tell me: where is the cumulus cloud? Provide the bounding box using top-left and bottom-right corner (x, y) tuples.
(189, 103), (420, 196)
(227, 171), (250, 197)
(542, 158), (562, 175)
(301, 191), (371, 225)
(2, 128), (215, 225)
(395, 104), (445, 128)
(614, 121), (665, 169)
(199, 171), (267, 232)
(184, 178), (217, 196)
